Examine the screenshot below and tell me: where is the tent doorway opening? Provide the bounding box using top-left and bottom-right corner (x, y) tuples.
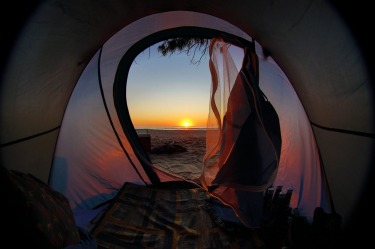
(126, 37), (249, 183)
(126, 38), (212, 182)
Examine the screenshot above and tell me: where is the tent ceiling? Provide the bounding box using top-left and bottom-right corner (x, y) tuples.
(2, 1), (373, 144)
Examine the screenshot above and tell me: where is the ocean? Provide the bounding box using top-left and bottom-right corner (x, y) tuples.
(135, 126), (207, 131)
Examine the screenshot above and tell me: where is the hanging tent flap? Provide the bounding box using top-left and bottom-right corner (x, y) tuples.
(202, 38), (282, 227)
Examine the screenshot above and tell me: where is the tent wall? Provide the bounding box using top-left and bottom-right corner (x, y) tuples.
(49, 50), (154, 209)
(313, 129), (374, 218)
(1, 0), (374, 235)
(1, 130), (58, 182)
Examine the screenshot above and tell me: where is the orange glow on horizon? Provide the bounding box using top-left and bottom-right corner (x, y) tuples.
(180, 119), (193, 128)
(131, 116), (206, 128)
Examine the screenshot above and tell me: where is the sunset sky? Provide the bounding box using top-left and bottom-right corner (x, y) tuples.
(127, 41), (244, 129)
(127, 41), (212, 128)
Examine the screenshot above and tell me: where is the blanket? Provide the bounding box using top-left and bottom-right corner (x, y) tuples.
(90, 182), (257, 249)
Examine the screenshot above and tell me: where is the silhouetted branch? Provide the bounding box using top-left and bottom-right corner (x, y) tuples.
(157, 37), (210, 65)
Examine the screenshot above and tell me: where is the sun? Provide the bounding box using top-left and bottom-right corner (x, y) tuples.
(180, 119), (193, 128)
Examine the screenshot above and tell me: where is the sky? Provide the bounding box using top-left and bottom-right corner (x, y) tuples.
(126, 41), (245, 129)
(126, 41), (212, 128)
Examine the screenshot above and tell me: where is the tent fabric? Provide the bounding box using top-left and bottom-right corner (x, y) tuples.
(49, 50), (153, 209)
(1, 2), (374, 246)
(258, 53), (333, 221)
(203, 39), (282, 191)
(202, 38), (283, 227)
(201, 38), (332, 225)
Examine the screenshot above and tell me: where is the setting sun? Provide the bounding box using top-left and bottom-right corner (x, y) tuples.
(181, 119), (193, 128)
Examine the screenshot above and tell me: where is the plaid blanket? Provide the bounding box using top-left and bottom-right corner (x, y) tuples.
(91, 182), (256, 249)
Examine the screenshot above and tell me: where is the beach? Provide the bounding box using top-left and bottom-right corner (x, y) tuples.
(138, 129), (206, 181)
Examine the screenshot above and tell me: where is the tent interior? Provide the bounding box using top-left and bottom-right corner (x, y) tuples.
(1, 1), (374, 248)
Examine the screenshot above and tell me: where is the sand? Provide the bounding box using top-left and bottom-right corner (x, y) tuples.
(138, 129), (206, 181)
